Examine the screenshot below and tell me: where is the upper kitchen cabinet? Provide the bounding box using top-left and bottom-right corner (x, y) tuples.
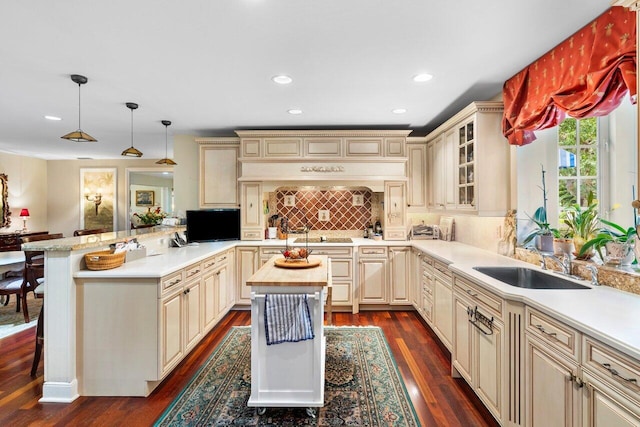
(426, 102), (511, 216)
(406, 137), (427, 212)
(197, 138), (240, 208)
(236, 130), (410, 161)
(384, 181), (408, 240)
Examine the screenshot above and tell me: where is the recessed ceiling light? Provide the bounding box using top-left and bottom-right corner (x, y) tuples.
(288, 109), (303, 115)
(272, 75), (293, 84)
(45, 115), (62, 121)
(413, 73), (433, 82)
(392, 108), (407, 114)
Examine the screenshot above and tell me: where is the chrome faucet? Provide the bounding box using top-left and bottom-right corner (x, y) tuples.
(585, 265), (600, 286)
(532, 247), (572, 275)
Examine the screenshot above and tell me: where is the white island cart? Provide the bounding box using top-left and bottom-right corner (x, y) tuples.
(246, 255), (330, 417)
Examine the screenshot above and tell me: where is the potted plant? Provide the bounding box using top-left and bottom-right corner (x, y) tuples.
(522, 166), (557, 252)
(562, 191), (599, 258)
(553, 228), (574, 255)
(522, 206), (558, 252)
(578, 219), (637, 265)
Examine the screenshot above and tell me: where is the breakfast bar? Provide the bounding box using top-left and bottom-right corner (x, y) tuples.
(246, 255), (331, 416)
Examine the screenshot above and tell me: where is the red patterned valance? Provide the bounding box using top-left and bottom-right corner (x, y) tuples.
(502, 6), (637, 146)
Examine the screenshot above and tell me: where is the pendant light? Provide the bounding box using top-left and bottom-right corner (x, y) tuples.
(61, 74), (97, 142)
(121, 102), (143, 157)
(156, 120), (177, 165)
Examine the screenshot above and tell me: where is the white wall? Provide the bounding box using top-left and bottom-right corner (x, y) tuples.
(47, 159), (169, 237)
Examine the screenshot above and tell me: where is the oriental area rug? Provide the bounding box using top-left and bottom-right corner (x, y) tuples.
(155, 326), (419, 426)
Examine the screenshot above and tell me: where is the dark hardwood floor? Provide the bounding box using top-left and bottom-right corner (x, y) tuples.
(0, 310), (499, 426)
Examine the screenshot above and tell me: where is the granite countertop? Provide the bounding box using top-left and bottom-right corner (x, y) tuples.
(21, 226), (185, 251)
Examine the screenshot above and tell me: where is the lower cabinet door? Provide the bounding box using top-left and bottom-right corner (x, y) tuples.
(453, 296), (473, 383)
(433, 276), (453, 349)
(160, 288), (184, 375)
(359, 259), (387, 304)
(203, 271), (217, 331)
(184, 279), (202, 352)
(526, 334), (580, 427)
(216, 265), (228, 317)
(582, 371), (640, 427)
(475, 315), (503, 421)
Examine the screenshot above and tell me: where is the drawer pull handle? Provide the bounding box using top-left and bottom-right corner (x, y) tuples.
(602, 363), (638, 383)
(169, 278), (181, 286)
(465, 289), (478, 298)
(188, 269), (200, 276)
(535, 324), (557, 338)
(567, 373), (584, 387)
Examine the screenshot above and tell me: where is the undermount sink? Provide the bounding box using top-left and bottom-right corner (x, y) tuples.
(472, 266), (590, 290)
(294, 237), (353, 244)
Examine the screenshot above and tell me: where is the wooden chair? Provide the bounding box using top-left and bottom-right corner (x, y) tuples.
(73, 228), (108, 236)
(19, 233), (63, 376)
(0, 233), (62, 323)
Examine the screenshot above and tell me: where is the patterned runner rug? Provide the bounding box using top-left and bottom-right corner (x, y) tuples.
(155, 326), (419, 426)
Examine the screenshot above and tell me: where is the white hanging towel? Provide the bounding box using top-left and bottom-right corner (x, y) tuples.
(264, 294), (314, 345)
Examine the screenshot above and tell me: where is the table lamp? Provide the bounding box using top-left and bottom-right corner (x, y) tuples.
(20, 208), (30, 232)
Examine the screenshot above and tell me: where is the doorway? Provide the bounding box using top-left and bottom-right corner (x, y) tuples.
(126, 167), (174, 231)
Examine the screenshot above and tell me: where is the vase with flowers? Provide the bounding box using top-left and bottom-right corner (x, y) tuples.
(133, 207), (167, 226)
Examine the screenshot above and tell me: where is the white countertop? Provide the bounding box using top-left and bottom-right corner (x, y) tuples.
(74, 236), (640, 361)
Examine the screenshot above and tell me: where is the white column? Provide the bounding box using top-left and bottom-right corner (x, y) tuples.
(40, 250), (82, 403)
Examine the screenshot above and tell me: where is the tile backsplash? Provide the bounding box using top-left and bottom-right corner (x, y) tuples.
(270, 187), (379, 231)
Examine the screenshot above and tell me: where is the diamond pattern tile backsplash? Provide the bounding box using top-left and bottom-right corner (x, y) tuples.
(275, 188), (373, 231)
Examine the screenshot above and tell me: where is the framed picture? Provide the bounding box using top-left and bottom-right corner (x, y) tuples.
(135, 190), (154, 207)
(80, 168), (117, 231)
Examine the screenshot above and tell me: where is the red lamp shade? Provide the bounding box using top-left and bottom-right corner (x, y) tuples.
(20, 209), (30, 218)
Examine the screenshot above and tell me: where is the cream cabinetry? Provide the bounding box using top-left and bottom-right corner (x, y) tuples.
(236, 246), (259, 305)
(197, 139), (240, 208)
(389, 246), (410, 305)
(452, 275), (504, 424)
(384, 181), (408, 240)
(240, 182), (263, 240)
(409, 248), (422, 309)
(425, 101), (510, 216)
(406, 138), (427, 212)
(432, 260), (453, 350)
(358, 246), (388, 304)
(522, 306), (640, 427)
(307, 246), (354, 309)
(160, 261), (206, 376)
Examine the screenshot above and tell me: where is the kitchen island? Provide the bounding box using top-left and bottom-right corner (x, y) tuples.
(246, 255), (330, 415)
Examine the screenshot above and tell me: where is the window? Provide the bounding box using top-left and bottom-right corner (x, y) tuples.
(557, 117), (599, 211)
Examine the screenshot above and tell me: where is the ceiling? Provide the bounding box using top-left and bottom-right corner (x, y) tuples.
(0, 1), (612, 160)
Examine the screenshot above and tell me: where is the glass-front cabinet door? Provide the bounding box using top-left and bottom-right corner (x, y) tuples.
(457, 118), (475, 209)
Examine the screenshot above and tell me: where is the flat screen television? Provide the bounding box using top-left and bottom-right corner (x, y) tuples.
(186, 209), (241, 242)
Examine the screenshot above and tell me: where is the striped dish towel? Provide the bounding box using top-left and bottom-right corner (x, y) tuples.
(264, 294), (315, 345)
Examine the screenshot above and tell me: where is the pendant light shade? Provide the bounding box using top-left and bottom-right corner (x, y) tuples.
(61, 74), (97, 142)
(156, 120), (177, 165)
(121, 102), (143, 157)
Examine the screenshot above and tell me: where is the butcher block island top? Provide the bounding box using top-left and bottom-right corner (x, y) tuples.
(247, 255), (330, 287)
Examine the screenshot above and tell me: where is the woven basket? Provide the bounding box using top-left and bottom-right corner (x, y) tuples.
(85, 250), (126, 270)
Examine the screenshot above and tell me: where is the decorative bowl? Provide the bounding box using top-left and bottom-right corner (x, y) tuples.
(281, 247), (312, 261)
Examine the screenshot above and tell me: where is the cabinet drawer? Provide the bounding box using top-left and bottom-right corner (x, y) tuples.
(454, 276), (502, 318)
(433, 261), (450, 278)
(525, 307), (579, 361)
(385, 230), (406, 240)
(215, 251), (229, 265)
(330, 258), (353, 280)
(311, 247), (353, 257)
(184, 262), (202, 281)
(358, 246), (387, 257)
(202, 256), (217, 272)
(331, 281), (352, 305)
(260, 247), (283, 256)
(583, 336), (640, 399)
(161, 271), (184, 294)
(242, 230), (263, 240)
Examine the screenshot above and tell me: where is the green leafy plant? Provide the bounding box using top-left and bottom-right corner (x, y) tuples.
(562, 191), (599, 244)
(578, 218), (636, 260)
(133, 207), (167, 225)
